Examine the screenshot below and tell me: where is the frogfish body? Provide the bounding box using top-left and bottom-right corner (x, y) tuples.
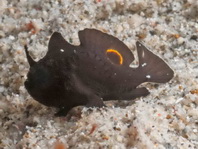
(24, 29), (174, 116)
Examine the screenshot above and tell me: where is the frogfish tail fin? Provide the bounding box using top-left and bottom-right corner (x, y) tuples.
(136, 41), (174, 83)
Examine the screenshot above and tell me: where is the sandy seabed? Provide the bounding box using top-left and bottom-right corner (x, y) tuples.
(0, 0), (198, 148)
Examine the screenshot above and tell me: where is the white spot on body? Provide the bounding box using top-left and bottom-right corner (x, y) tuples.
(74, 49), (76, 53)
(60, 49), (64, 52)
(114, 73), (117, 75)
(142, 63), (147, 67)
(142, 51), (145, 58)
(146, 75), (151, 79)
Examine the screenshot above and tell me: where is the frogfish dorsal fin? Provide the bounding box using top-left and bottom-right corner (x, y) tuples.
(47, 32), (73, 57)
(78, 28), (134, 66)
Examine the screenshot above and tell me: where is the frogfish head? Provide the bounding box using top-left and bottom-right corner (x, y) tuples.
(24, 46), (59, 107)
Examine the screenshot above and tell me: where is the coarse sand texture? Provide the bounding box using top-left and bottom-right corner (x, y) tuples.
(0, 0), (198, 148)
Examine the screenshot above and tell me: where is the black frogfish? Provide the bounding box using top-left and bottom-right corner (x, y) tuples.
(24, 29), (174, 116)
